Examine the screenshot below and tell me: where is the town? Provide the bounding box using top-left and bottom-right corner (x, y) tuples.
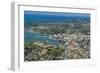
(24, 20), (90, 61)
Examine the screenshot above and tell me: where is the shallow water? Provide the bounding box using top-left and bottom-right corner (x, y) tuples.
(24, 31), (62, 46)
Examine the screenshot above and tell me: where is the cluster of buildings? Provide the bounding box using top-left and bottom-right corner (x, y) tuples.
(50, 32), (90, 50)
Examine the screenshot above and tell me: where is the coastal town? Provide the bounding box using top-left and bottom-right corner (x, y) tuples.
(50, 32), (90, 59)
(24, 21), (90, 61)
(24, 11), (90, 61)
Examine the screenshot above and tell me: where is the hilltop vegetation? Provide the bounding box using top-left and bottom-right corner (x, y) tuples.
(24, 41), (66, 61)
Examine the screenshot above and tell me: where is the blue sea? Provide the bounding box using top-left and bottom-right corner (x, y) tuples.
(24, 11), (90, 24)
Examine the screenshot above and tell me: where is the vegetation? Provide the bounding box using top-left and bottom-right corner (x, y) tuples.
(24, 41), (66, 61)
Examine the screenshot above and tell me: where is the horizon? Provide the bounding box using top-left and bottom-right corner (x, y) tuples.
(24, 11), (90, 23)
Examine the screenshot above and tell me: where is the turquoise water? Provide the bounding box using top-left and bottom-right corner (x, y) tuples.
(24, 31), (62, 46)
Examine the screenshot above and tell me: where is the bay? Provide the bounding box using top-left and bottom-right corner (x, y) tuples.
(24, 31), (61, 46)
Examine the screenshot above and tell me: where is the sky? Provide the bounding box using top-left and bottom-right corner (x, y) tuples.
(24, 11), (90, 23)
